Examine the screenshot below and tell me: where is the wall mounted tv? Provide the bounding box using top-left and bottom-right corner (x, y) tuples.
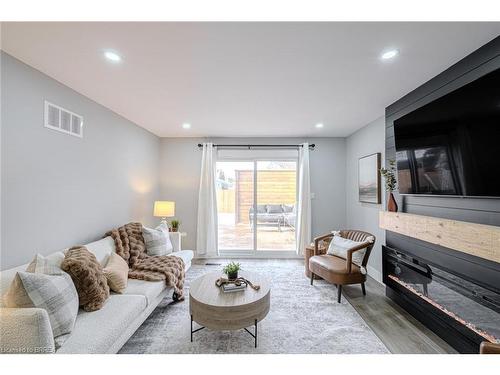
(394, 67), (500, 197)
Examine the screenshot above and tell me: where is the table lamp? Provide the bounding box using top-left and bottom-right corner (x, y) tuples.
(153, 201), (175, 226)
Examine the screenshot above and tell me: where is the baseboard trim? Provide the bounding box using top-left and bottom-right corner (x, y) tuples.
(367, 265), (383, 284)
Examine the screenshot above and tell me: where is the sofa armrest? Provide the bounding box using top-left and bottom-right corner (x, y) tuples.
(0, 308), (55, 353)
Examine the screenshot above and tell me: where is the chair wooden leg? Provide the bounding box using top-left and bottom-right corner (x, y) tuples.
(361, 282), (366, 296)
(337, 285), (342, 303)
(310, 272), (314, 285)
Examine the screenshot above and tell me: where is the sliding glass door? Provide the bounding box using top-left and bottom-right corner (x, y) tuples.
(216, 159), (297, 255)
(256, 161), (297, 252)
(216, 161), (255, 251)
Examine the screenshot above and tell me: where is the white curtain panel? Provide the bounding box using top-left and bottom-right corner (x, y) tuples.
(296, 143), (312, 256)
(196, 143), (218, 257)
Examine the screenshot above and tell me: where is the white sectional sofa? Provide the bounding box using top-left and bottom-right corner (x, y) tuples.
(0, 232), (193, 354)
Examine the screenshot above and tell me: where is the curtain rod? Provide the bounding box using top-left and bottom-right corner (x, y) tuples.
(197, 144), (315, 149)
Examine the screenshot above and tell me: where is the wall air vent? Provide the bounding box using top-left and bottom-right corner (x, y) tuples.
(44, 100), (83, 138)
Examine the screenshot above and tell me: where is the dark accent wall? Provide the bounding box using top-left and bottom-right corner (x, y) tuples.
(384, 36), (500, 287)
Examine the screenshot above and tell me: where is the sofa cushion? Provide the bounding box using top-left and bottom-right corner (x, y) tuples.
(85, 237), (116, 266)
(121, 279), (165, 306)
(169, 250), (194, 268)
(309, 254), (360, 274)
(61, 246), (110, 312)
(57, 294), (147, 354)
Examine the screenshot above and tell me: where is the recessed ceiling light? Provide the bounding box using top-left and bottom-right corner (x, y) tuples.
(315, 123), (324, 129)
(104, 50), (122, 63)
(381, 49), (399, 60)
(182, 123), (191, 129)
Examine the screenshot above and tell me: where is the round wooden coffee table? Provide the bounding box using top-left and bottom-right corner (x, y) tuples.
(189, 271), (271, 348)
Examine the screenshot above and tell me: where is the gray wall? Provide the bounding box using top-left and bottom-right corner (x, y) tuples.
(159, 137), (346, 251)
(345, 116), (386, 282)
(1, 53), (160, 269)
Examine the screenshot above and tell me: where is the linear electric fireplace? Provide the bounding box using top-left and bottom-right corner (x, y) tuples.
(383, 245), (500, 353)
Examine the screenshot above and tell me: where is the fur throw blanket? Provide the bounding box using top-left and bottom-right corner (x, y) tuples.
(105, 222), (185, 301)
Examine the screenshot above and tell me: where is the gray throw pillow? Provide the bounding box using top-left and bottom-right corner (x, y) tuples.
(9, 271), (79, 345)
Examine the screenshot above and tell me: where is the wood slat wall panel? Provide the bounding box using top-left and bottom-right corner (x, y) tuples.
(380, 211), (500, 263)
(405, 204), (500, 227)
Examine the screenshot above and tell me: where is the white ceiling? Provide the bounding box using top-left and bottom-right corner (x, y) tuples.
(2, 22), (499, 137)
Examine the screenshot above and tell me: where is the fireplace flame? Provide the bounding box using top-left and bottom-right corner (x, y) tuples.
(388, 275), (498, 343)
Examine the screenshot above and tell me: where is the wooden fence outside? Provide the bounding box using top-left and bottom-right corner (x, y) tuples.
(236, 170), (296, 223)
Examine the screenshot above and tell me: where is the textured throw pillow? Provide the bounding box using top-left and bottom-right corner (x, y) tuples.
(61, 246), (110, 312)
(3, 253), (79, 346)
(327, 234), (368, 267)
(142, 222), (173, 256)
(14, 272), (79, 339)
(4, 253), (66, 307)
(26, 252), (65, 274)
(103, 252), (129, 293)
(3, 272), (33, 308)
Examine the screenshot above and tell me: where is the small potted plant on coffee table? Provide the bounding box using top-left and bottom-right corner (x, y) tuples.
(223, 262), (241, 281)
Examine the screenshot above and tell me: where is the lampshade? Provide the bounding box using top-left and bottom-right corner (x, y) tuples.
(153, 201), (175, 217)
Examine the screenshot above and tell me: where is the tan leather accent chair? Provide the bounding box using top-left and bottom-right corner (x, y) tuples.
(309, 230), (375, 303)
(480, 341), (500, 354)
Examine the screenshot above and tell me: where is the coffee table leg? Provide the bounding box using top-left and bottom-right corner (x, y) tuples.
(190, 314), (205, 342)
(244, 319), (258, 348)
(254, 319), (258, 348)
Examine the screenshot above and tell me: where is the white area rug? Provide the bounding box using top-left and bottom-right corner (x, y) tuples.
(119, 260), (389, 354)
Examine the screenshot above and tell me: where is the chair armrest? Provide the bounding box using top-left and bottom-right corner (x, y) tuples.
(314, 233), (333, 256)
(345, 241), (372, 273)
(480, 341), (500, 354)
(0, 308), (55, 353)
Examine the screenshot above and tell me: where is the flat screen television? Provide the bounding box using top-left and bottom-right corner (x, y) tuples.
(394, 67), (500, 197)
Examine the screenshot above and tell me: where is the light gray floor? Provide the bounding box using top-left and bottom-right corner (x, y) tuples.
(342, 275), (457, 353)
(119, 259), (389, 354)
(205, 259), (458, 353)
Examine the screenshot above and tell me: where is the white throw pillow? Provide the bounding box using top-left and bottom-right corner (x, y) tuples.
(142, 222), (173, 256)
(327, 234), (369, 269)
